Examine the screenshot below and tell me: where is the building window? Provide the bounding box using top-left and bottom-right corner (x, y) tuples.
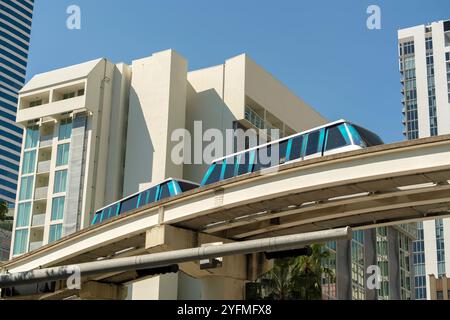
(19, 176), (34, 201)
(56, 143), (70, 166)
(29, 99), (42, 108)
(49, 224), (63, 243)
(413, 222), (427, 299)
(58, 118), (72, 141)
(22, 150), (36, 174)
(24, 125), (39, 149)
(13, 229), (29, 255)
(352, 231), (365, 300)
(16, 202), (31, 228)
(376, 227), (390, 300)
(399, 233), (412, 300)
(437, 291), (444, 300)
(51, 196), (65, 221)
(435, 219), (446, 277)
(63, 92), (75, 100)
(53, 170), (68, 193)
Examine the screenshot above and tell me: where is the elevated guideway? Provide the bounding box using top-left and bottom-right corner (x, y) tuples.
(3, 134), (450, 285)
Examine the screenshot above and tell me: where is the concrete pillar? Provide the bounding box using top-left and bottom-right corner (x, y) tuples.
(128, 273), (179, 300)
(336, 239), (352, 300)
(201, 276), (245, 300)
(364, 229), (378, 300)
(79, 281), (127, 300)
(387, 227), (401, 300)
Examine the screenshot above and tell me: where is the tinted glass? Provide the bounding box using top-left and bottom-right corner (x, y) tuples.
(142, 187), (158, 205)
(305, 131), (320, 156)
(353, 125), (383, 147)
(278, 140), (289, 164)
(223, 156), (238, 179)
(253, 146), (272, 171)
(204, 162), (222, 185)
(119, 194), (139, 214)
(159, 183), (171, 200)
(176, 182), (198, 193)
(237, 152), (252, 175)
(289, 136), (303, 160)
(325, 125), (349, 151)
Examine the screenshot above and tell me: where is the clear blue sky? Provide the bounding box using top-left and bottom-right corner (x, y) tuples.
(27, 0), (450, 143)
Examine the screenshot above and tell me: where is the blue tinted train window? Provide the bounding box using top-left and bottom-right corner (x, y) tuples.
(237, 152), (252, 175)
(203, 162), (222, 185)
(288, 136), (303, 161)
(159, 183), (171, 200)
(278, 140), (289, 164)
(325, 125), (349, 151)
(352, 125), (383, 147)
(305, 131), (320, 156)
(119, 194), (140, 214)
(253, 146), (272, 171)
(92, 212), (101, 225)
(142, 187), (158, 205)
(223, 156), (238, 180)
(177, 182), (198, 192)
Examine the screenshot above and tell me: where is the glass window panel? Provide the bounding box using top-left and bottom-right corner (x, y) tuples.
(13, 229), (29, 255)
(19, 176), (34, 201)
(56, 143), (70, 166)
(16, 202), (31, 228)
(24, 125), (39, 149)
(22, 150), (36, 174)
(205, 162), (223, 184)
(53, 170), (68, 193)
(305, 131), (320, 156)
(237, 153), (251, 175)
(51, 197), (65, 221)
(289, 136), (303, 160)
(253, 146), (273, 172)
(325, 125), (349, 151)
(223, 156), (238, 180)
(58, 119), (72, 141)
(119, 194), (139, 214)
(49, 224), (63, 243)
(159, 183), (171, 200)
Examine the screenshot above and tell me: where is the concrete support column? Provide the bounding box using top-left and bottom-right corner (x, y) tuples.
(336, 239), (352, 300)
(364, 229), (378, 300)
(79, 281), (126, 300)
(201, 276), (245, 300)
(387, 227), (401, 300)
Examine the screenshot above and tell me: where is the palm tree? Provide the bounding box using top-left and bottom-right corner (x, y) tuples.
(0, 200), (8, 221)
(255, 243), (334, 300)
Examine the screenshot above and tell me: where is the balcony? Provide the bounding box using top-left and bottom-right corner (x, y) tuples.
(37, 160), (51, 173)
(40, 134), (53, 148)
(34, 186), (48, 200)
(31, 214), (46, 227)
(29, 241), (43, 252)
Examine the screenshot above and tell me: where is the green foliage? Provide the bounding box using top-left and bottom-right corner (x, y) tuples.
(0, 200), (8, 221)
(250, 243), (334, 300)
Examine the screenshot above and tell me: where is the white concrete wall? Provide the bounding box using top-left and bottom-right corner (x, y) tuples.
(123, 50), (188, 197)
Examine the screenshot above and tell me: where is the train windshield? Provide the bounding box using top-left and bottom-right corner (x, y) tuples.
(351, 124), (384, 147)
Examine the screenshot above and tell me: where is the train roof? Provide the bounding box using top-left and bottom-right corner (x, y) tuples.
(211, 119), (349, 163)
(93, 178), (199, 214)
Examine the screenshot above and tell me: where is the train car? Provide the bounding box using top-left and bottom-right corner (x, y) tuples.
(200, 119), (383, 186)
(90, 178), (199, 225)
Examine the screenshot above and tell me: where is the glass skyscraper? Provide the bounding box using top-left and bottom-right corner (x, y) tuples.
(0, 0), (34, 206)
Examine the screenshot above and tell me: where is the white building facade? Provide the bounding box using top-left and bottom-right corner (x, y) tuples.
(9, 49), (326, 299)
(398, 19), (450, 299)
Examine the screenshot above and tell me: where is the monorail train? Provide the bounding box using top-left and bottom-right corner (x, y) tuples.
(90, 178), (199, 225)
(91, 120), (383, 225)
(200, 119), (383, 186)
